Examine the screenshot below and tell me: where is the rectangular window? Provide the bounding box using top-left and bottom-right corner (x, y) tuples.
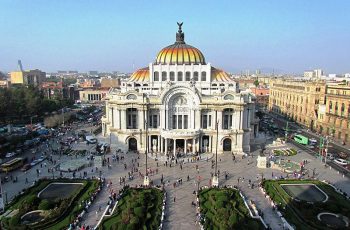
(149, 115), (152, 127)
(178, 115), (182, 129)
(223, 115), (229, 129)
(172, 115), (176, 129)
(184, 115), (188, 129)
(229, 115), (233, 128)
(203, 115), (208, 129)
(132, 114), (137, 129)
(153, 115), (158, 128)
(208, 115), (212, 127)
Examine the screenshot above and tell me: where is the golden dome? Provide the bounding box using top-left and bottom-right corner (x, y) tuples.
(211, 67), (233, 82)
(155, 22), (206, 65)
(156, 43), (206, 65)
(128, 67), (149, 82)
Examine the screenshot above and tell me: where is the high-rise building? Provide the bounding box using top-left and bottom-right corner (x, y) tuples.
(10, 69), (46, 87)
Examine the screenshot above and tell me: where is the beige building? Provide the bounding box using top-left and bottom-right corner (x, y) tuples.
(10, 69), (46, 87)
(318, 83), (350, 144)
(79, 89), (109, 103)
(102, 24), (257, 154)
(269, 79), (326, 129)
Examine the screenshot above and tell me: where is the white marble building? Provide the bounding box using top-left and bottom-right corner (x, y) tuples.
(102, 24), (257, 156)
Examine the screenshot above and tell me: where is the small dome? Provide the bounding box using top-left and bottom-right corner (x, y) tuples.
(128, 67), (149, 82)
(211, 67), (233, 82)
(155, 23), (206, 65)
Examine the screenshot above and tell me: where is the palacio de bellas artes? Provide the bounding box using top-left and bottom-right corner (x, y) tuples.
(102, 23), (258, 158)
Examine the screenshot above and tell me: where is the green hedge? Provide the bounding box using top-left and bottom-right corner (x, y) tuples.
(101, 188), (164, 230)
(1, 178), (100, 230)
(199, 188), (265, 230)
(262, 179), (350, 230)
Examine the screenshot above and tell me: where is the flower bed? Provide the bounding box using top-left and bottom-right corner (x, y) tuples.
(100, 187), (164, 230)
(198, 187), (266, 230)
(273, 148), (297, 156)
(1, 178), (100, 230)
(262, 179), (350, 230)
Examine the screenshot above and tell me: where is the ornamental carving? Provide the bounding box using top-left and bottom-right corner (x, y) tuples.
(126, 94), (137, 100)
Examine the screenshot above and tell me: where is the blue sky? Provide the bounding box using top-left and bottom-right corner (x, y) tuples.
(0, 0), (349, 74)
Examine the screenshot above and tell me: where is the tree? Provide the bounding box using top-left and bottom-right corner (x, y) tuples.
(253, 79), (259, 87)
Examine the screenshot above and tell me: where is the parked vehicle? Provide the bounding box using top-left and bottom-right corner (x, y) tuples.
(334, 158), (348, 166)
(85, 135), (97, 144)
(5, 152), (16, 158)
(21, 163), (31, 172)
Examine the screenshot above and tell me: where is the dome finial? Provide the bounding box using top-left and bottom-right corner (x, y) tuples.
(176, 22), (185, 43)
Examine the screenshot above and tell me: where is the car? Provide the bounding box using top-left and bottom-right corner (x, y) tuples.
(5, 152), (16, 158)
(309, 138), (317, 144)
(21, 164), (31, 172)
(326, 153), (335, 160)
(334, 158), (348, 166)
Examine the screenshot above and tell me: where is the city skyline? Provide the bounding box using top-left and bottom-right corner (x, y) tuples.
(1, 0), (350, 74)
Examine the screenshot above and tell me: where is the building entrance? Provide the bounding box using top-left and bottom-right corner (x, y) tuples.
(223, 138), (232, 152)
(128, 138), (137, 151)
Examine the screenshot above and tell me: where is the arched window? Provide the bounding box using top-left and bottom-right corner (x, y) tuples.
(341, 103), (345, 116)
(153, 71), (159, 81)
(170, 71), (175, 81)
(201, 71), (206, 81)
(177, 71), (183, 81)
(212, 83), (217, 86)
(162, 71), (167, 81)
(185, 71), (191, 81)
(193, 71), (199, 81)
(219, 83), (225, 87)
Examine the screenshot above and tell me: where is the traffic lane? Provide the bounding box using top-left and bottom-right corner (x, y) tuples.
(264, 113), (350, 156)
(289, 139), (350, 176)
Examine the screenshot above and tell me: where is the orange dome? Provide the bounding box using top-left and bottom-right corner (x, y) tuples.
(155, 43), (206, 65)
(155, 22), (206, 65)
(211, 67), (233, 82)
(128, 67), (149, 82)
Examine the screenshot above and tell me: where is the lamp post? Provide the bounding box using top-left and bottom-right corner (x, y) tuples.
(30, 115), (37, 128)
(212, 120), (219, 187)
(143, 93), (150, 186)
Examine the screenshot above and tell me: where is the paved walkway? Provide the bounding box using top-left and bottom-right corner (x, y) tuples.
(4, 131), (350, 230)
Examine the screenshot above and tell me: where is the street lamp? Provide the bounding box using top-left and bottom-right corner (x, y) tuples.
(30, 115), (38, 128)
(212, 120), (219, 187)
(143, 93), (151, 186)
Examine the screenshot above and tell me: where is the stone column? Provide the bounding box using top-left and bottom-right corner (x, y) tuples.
(138, 109), (144, 130)
(217, 110), (223, 130)
(173, 139), (176, 157)
(184, 139), (187, 154)
(209, 136), (212, 152)
(115, 108), (120, 129)
(148, 135), (152, 153)
(158, 135), (161, 152)
(121, 109), (126, 130)
(192, 138), (196, 154)
(165, 138), (168, 154)
(195, 109), (201, 129)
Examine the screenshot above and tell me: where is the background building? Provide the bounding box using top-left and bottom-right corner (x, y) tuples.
(250, 87), (269, 111)
(318, 83), (350, 144)
(10, 69), (46, 87)
(269, 79), (326, 129)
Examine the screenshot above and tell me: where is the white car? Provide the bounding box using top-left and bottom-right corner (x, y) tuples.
(334, 158), (348, 166)
(5, 152), (16, 158)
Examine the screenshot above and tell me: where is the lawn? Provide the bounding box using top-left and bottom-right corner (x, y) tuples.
(273, 148), (297, 156)
(199, 188), (265, 230)
(1, 178), (100, 230)
(101, 187), (164, 230)
(262, 179), (350, 230)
